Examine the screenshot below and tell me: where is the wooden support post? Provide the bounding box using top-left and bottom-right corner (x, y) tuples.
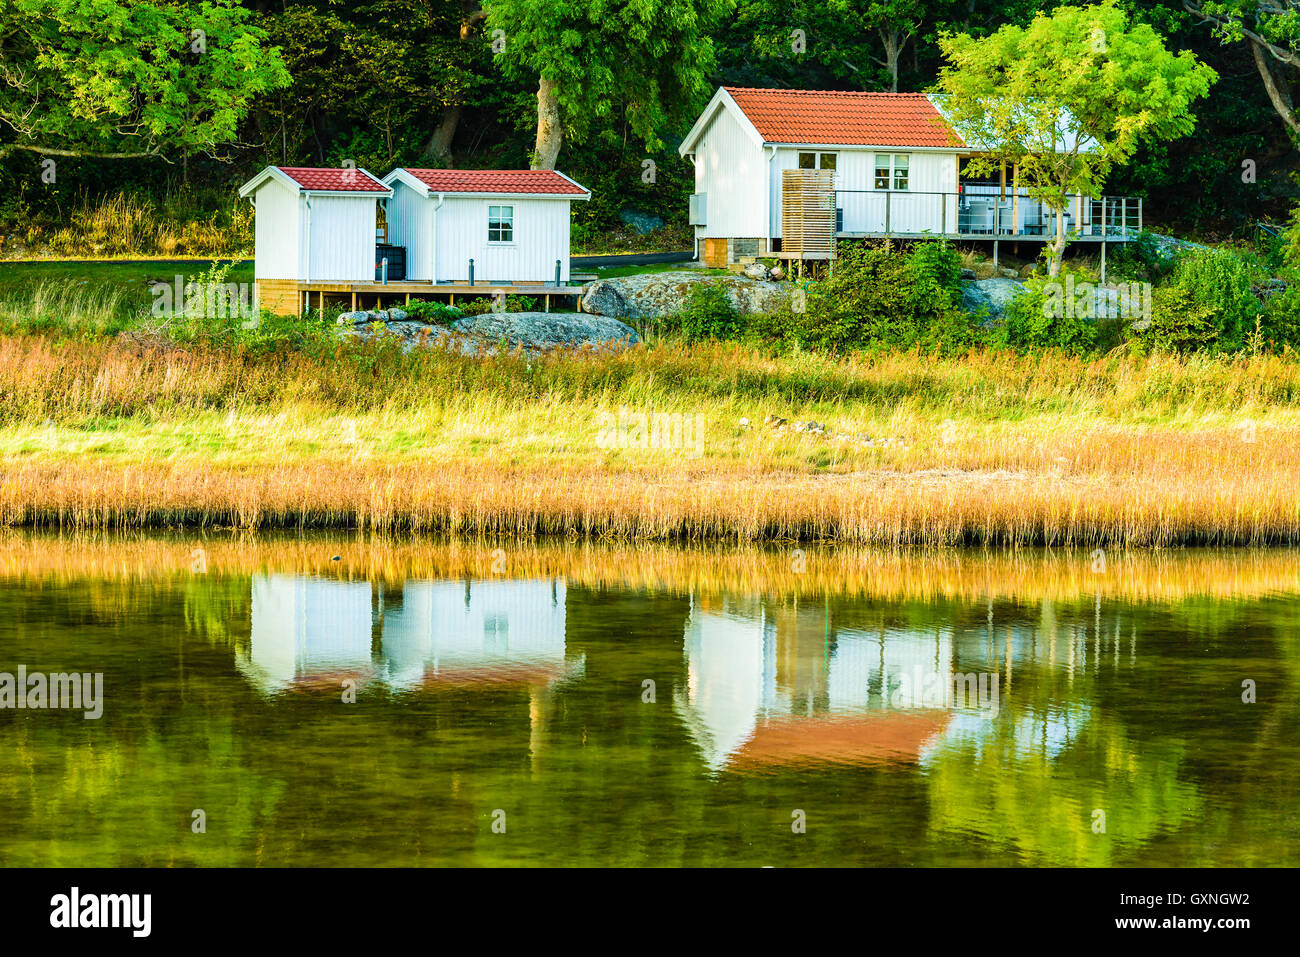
(1100, 241), (1107, 285)
(318, 290), (323, 320)
(1012, 163), (1020, 237)
(405, 292), (410, 305)
(545, 294), (551, 313)
(993, 238), (999, 273)
(999, 161), (1006, 201)
(351, 292), (357, 310)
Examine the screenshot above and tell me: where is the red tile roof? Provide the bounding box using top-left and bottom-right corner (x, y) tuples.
(724, 88), (965, 149)
(401, 169), (588, 196)
(276, 166), (389, 192)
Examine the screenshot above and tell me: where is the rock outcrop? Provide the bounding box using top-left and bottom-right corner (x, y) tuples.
(580, 271), (795, 319)
(338, 309), (639, 355)
(960, 277), (1029, 321)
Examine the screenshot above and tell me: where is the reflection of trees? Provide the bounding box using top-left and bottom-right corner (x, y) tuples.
(2, 564), (1298, 866)
(924, 709), (1202, 866)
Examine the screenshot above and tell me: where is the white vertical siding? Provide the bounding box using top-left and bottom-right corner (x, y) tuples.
(694, 106), (767, 240)
(297, 194), (377, 282)
(384, 180), (433, 280)
(771, 147), (961, 237)
(252, 179), (300, 280)
(434, 196), (572, 284)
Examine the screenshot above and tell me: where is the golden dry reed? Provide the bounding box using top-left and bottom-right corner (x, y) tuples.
(4, 334), (1300, 545)
(3, 458), (1300, 546)
(3, 531), (1299, 605)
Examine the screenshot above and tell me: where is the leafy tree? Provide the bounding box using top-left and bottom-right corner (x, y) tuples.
(1185, 0), (1300, 141)
(0, 0), (289, 160)
(482, 0), (734, 169)
(934, 1), (1217, 276)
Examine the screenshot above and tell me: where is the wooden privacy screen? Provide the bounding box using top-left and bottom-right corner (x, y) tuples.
(781, 169), (835, 261)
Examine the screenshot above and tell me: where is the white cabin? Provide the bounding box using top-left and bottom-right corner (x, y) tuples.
(238, 165), (391, 283)
(679, 87), (1141, 266)
(382, 168), (591, 284)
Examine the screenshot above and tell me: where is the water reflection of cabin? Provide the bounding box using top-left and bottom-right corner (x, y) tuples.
(240, 575), (570, 694)
(675, 595), (957, 771)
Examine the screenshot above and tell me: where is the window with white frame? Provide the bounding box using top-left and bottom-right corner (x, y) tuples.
(488, 205), (514, 243)
(874, 154), (910, 190)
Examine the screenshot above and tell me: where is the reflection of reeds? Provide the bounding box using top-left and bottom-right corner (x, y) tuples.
(3, 532), (1299, 603)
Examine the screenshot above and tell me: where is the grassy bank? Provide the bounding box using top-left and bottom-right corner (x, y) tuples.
(2, 333), (1300, 544)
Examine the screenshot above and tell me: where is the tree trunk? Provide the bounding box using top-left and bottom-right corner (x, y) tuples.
(879, 29), (902, 93)
(1250, 38), (1300, 137)
(533, 75), (563, 170)
(423, 106), (461, 165)
(1048, 206), (1067, 277)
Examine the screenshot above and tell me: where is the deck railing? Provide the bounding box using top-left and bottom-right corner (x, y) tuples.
(825, 189), (1142, 240)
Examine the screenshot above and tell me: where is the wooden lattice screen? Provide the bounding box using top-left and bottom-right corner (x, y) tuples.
(781, 169), (835, 261)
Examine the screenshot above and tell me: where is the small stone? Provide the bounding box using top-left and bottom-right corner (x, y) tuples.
(765, 415), (786, 428)
(738, 417), (751, 428)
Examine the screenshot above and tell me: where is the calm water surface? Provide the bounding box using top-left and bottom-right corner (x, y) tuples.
(1, 537), (1297, 866)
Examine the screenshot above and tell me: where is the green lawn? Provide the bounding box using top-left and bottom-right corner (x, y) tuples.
(0, 259), (253, 303)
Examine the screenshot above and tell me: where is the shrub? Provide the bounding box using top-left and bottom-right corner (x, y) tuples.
(1109, 230), (1177, 283)
(1135, 248), (1263, 353)
(1260, 276), (1300, 350)
(672, 281), (742, 341)
(790, 240), (980, 352)
(458, 295), (539, 315)
(1003, 270), (1098, 353)
(404, 299), (462, 325)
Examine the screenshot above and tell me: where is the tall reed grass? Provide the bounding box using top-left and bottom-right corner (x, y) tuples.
(3, 334), (1300, 543)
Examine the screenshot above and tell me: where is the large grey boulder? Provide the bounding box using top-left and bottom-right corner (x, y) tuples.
(448, 311), (639, 352)
(339, 311), (639, 356)
(581, 271), (794, 320)
(960, 277), (1028, 321)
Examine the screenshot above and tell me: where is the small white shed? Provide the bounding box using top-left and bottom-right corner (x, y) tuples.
(382, 168), (590, 284)
(238, 165), (392, 313)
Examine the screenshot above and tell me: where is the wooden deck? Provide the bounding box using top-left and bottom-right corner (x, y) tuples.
(258, 279), (587, 316)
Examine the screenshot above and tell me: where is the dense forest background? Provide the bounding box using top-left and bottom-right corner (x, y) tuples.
(3, 0), (1298, 252)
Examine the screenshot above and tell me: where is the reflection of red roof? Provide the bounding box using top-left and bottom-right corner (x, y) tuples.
(729, 712), (951, 771)
(401, 169), (588, 195)
(724, 88), (964, 149)
(282, 669), (376, 692)
(415, 663), (569, 689)
(276, 166), (389, 192)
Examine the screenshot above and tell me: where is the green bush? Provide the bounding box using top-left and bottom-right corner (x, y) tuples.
(672, 281), (742, 341)
(1135, 248), (1263, 353)
(1260, 277), (1300, 350)
(790, 240), (980, 352)
(1109, 231), (1177, 283)
(458, 295), (539, 315)
(403, 299), (462, 325)
(1003, 269), (1098, 353)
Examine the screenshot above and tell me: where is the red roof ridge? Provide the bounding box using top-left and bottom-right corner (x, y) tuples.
(725, 86), (932, 97)
(273, 166), (389, 192)
(393, 167), (589, 196)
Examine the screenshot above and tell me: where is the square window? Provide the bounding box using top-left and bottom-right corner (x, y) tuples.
(488, 205), (513, 243)
(819, 153), (837, 171)
(798, 152), (817, 170)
